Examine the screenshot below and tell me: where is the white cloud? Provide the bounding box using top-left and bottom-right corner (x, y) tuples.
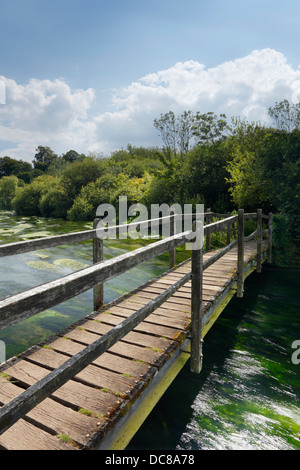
(1, 48), (300, 162)
(91, 48), (300, 152)
(0, 77), (95, 161)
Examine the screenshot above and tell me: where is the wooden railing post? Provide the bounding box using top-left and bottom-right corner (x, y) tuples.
(256, 209), (262, 273)
(226, 211), (231, 245)
(237, 208), (244, 298)
(205, 208), (211, 252)
(267, 212), (273, 264)
(190, 220), (203, 374)
(93, 218), (104, 311)
(169, 213), (176, 268)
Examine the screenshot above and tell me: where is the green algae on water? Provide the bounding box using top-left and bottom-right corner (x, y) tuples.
(53, 258), (89, 271)
(26, 260), (64, 273)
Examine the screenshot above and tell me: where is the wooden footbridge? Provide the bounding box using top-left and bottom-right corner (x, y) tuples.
(0, 209), (272, 450)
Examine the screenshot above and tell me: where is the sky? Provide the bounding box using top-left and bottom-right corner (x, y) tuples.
(0, 0), (300, 162)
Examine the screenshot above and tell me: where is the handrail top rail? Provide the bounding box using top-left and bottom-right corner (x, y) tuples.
(0, 210), (268, 258)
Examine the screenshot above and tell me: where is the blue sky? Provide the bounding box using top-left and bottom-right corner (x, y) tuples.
(0, 0), (300, 161)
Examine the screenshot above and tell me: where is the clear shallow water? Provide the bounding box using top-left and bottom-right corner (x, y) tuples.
(0, 211), (189, 359)
(127, 266), (300, 450)
(1, 211), (299, 450)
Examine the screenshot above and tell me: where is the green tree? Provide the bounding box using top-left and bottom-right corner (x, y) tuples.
(61, 157), (107, 201)
(33, 146), (58, 172)
(268, 99), (300, 132)
(62, 150), (85, 163)
(39, 185), (70, 218)
(0, 175), (20, 209)
(183, 141), (232, 212)
(154, 110), (195, 158)
(12, 175), (58, 216)
(67, 173), (119, 221)
(67, 172), (153, 221)
(0, 156), (33, 182)
(192, 111), (228, 144)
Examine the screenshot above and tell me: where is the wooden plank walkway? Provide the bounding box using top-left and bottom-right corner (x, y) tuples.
(0, 239), (268, 450)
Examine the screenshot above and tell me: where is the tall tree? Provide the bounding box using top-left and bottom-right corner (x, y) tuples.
(154, 110), (195, 158)
(192, 111), (228, 144)
(62, 150), (85, 163)
(33, 146), (58, 172)
(268, 99), (300, 131)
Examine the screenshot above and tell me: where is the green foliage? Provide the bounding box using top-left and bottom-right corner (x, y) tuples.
(226, 147), (269, 210)
(12, 175), (55, 216)
(0, 156), (34, 183)
(154, 110), (195, 157)
(192, 111), (228, 144)
(0, 175), (20, 209)
(67, 172), (152, 221)
(39, 185), (70, 218)
(110, 145), (164, 176)
(272, 214), (296, 266)
(33, 146), (58, 172)
(182, 142), (232, 212)
(3, 100), (299, 267)
(268, 99), (300, 132)
(61, 156), (107, 200)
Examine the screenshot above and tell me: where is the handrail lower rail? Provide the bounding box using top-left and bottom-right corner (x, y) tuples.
(0, 230), (193, 330)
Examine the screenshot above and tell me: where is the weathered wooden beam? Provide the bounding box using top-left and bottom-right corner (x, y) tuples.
(204, 215), (238, 235)
(0, 231), (192, 330)
(237, 209), (244, 298)
(203, 238), (238, 271)
(0, 229), (97, 258)
(226, 212), (231, 245)
(169, 213), (176, 269)
(190, 220), (203, 374)
(244, 229), (258, 242)
(0, 214), (192, 258)
(205, 208), (211, 252)
(0, 270), (191, 436)
(93, 219), (104, 311)
(244, 212), (258, 220)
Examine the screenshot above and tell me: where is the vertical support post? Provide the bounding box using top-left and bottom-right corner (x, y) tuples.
(93, 218), (104, 311)
(267, 212), (273, 264)
(237, 208), (244, 298)
(205, 208), (211, 252)
(169, 213), (176, 269)
(257, 208), (262, 273)
(190, 220), (203, 374)
(226, 212), (231, 245)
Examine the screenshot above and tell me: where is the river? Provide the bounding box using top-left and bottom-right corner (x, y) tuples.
(0, 211), (299, 450)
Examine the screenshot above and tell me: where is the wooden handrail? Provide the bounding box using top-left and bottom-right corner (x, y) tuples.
(0, 211), (242, 258)
(0, 208), (272, 435)
(0, 230), (193, 330)
(0, 213), (206, 258)
(0, 211), (269, 331)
